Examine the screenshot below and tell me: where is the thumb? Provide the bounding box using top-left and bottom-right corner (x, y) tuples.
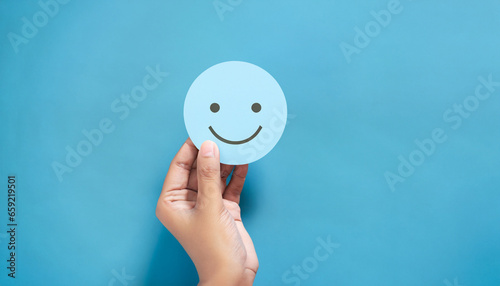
(196, 140), (222, 209)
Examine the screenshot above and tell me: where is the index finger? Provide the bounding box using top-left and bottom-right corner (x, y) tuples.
(161, 138), (198, 194)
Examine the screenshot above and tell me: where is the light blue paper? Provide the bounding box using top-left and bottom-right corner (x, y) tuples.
(184, 61), (287, 164)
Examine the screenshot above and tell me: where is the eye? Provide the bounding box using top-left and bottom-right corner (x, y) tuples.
(251, 103), (261, 113)
(210, 103), (220, 113)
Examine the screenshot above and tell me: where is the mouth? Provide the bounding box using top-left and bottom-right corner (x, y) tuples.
(209, 125), (262, 145)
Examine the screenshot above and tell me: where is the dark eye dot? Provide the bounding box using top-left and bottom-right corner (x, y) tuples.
(210, 103), (220, 113)
(251, 103), (261, 113)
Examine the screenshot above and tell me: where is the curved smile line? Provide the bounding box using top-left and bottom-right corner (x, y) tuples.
(209, 125), (262, 145)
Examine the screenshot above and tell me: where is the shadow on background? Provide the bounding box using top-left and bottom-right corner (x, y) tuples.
(239, 168), (260, 221)
(145, 229), (198, 286)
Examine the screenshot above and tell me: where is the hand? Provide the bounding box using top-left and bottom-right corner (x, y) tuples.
(156, 138), (258, 285)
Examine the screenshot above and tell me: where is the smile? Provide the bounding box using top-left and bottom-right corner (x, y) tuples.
(209, 125), (262, 145)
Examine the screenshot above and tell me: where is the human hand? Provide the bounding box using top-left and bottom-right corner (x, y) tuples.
(156, 138), (258, 286)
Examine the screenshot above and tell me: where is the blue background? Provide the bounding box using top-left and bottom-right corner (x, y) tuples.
(1, 1), (499, 285)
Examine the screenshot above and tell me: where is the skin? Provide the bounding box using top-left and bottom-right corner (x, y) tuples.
(156, 138), (259, 285)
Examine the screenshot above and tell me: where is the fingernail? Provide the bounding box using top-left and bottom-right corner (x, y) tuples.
(201, 141), (215, 158)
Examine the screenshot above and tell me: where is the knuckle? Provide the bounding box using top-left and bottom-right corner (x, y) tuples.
(234, 181), (245, 190)
(225, 200), (241, 213)
(220, 170), (230, 180)
(156, 194), (176, 217)
(174, 160), (191, 172)
(155, 202), (164, 219)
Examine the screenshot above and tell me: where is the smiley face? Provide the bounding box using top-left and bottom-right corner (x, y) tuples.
(184, 61), (287, 165)
(208, 102), (263, 144)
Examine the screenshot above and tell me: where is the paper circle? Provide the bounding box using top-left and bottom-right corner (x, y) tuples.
(184, 61), (287, 165)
